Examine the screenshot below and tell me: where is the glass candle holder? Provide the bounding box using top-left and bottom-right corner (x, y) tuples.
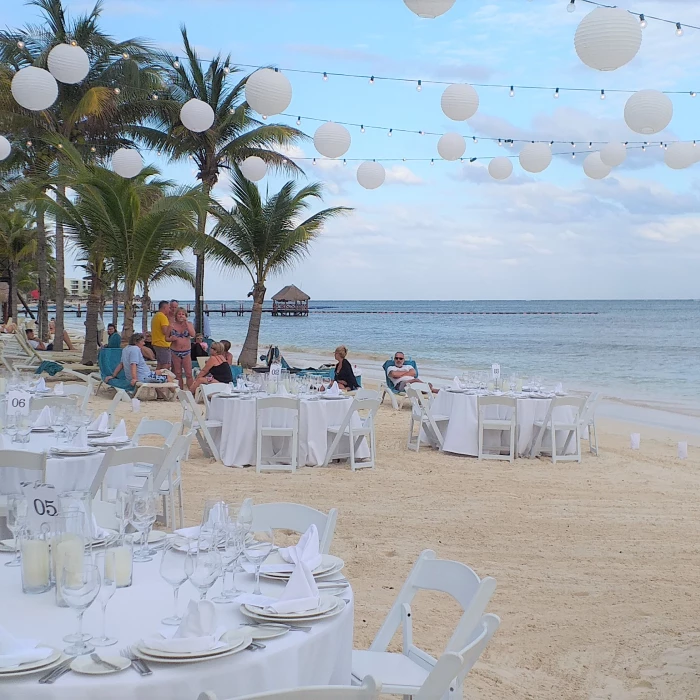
(105, 536), (133, 588)
(20, 528), (51, 595)
(51, 512), (87, 607)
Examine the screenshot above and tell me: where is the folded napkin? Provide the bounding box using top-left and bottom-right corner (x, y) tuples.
(325, 382), (341, 397)
(0, 625), (53, 670)
(141, 600), (226, 653)
(266, 555), (320, 615)
(71, 426), (88, 448)
(174, 525), (200, 539)
(131, 398), (141, 413)
(279, 524), (323, 571)
(554, 383), (564, 394)
(452, 376), (462, 390)
(33, 406), (52, 428)
(88, 412), (109, 432)
(53, 382), (64, 395)
(110, 420), (127, 439)
(34, 377), (46, 392)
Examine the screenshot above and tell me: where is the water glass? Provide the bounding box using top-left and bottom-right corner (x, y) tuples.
(212, 523), (245, 604)
(93, 549), (118, 646)
(243, 528), (274, 595)
(237, 500), (253, 533)
(61, 561), (100, 656)
(130, 492), (159, 562)
(5, 495), (27, 568)
(185, 548), (222, 600)
(160, 540), (189, 625)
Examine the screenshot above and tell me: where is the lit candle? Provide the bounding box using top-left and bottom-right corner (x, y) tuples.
(105, 545), (133, 588)
(21, 539), (50, 593)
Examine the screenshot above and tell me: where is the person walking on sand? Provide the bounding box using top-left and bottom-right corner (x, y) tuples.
(151, 300), (172, 371)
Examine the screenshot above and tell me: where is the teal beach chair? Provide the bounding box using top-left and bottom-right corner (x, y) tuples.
(97, 347), (132, 394)
(380, 358), (418, 409)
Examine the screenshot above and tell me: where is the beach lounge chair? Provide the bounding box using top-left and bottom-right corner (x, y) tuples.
(380, 358), (418, 410)
(96, 347), (178, 400)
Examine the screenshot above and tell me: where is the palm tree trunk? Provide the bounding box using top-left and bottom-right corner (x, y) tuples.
(141, 280), (150, 333)
(35, 203), (50, 343)
(111, 279), (119, 327)
(238, 281), (266, 368)
(82, 272), (102, 364)
(8, 264), (17, 321)
(53, 184), (66, 352)
(194, 183), (211, 335)
(122, 287), (135, 342)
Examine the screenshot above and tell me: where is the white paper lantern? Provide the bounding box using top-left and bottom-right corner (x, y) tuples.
(111, 148), (143, 179)
(488, 157), (513, 180)
(574, 7), (642, 71)
(441, 83), (479, 121)
(11, 66), (58, 111)
(47, 43), (90, 84)
(624, 90), (673, 135)
(179, 99), (215, 133)
(519, 143), (552, 173)
(403, 0), (456, 18)
(0, 136), (11, 161)
(245, 68), (292, 116)
(583, 152), (611, 179)
(437, 132), (466, 161)
(357, 161), (385, 190)
(240, 156), (267, 182)
(664, 142), (696, 170)
(599, 142), (627, 167)
(314, 122), (351, 159)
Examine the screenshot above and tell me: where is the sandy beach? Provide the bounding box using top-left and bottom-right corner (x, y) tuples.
(81, 370), (700, 700)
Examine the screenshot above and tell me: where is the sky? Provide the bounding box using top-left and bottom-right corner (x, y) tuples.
(5, 0), (700, 301)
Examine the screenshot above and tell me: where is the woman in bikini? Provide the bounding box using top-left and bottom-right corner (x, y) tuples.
(165, 308), (196, 390)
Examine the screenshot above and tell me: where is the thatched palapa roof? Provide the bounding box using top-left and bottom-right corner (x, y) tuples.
(272, 284), (310, 302)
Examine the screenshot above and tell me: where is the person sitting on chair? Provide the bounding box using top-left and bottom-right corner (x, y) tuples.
(25, 328), (46, 351)
(105, 333), (169, 392)
(47, 318), (76, 351)
(331, 345), (358, 390)
(190, 342), (233, 392)
(141, 331), (156, 361)
(387, 352), (437, 393)
(221, 339), (234, 365)
(191, 333), (208, 361)
(106, 323), (121, 348)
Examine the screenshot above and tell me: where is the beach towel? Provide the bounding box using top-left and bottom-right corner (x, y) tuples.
(98, 347), (133, 394)
(34, 360), (64, 376)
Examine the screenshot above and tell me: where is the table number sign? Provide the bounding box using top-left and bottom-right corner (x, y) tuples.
(21, 482), (61, 531)
(491, 364), (501, 381)
(269, 363), (282, 380)
(7, 390), (31, 417)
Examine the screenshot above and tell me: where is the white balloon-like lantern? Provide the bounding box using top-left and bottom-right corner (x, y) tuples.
(488, 157), (513, 181)
(47, 43), (90, 84)
(624, 90), (673, 135)
(574, 7), (642, 71)
(313, 122), (351, 159)
(403, 0), (456, 18)
(357, 161), (386, 190)
(441, 84), (479, 121)
(599, 142), (627, 167)
(0, 136), (11, 161)
(11, 66), (58, 111)
(583, 152), (611, 179)
(519, 143), (552, 173)
(437, 132), (466, 161)
(180, 98), (215, 133)
(240, 156), (267, 181)
(664, 142), (696, 170)
(111, 148), (143, 179)
(245, 68), (292, 116)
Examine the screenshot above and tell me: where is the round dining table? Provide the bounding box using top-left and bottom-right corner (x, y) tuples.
(0, 547), (354, 699)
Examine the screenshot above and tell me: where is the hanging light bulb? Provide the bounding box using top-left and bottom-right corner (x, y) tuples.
(388, 128), (393, 137)
(157, 151), (162, 156)
(343, 159), (347, 166)
(588, 142), (592, 149)
(57, 143), (63, 149)
(122, 52), (129, 59)
(419, 130), (424, 136)
(550, 140), (554, 146)
(508, 140), (514, 148)
(639, 14), (647, 28)
(262, 115), (267, 120)
(566, 0), (575, 12)
(90, 146), (96, 152)
(509, 86), (514, 97)
(296, 116), (301, 125)
(554, 88), (560, 98)
(173, 57), (180, 68)
(676, 22), (683, 36)
(498, 138), (502, 146)
(360, 125), (365, 133)
(230, 108), (235, 114)
(152, 93), (158, 100)
(430, 159), (434, 166)
(664, 143), (668, 150)
(642, 145), (646, 151)
(26, 140), (32, 147)
(223, 66), (230, 74)
(16, 40), (25, 49)
(312, 158), (316, 164)
(416, 80), (422, 92)
(113, 87), (121, 95)
(472, 136), (478, 143)
(600, 89), (605, 100)
(691, 92), (697, 98)
(369, 75), (374, 84)
(70, 40), (77, 47)
(572, 152), (576, 159)
(323, 72), (328, 81)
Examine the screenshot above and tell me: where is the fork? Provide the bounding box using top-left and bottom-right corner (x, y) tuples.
(120, 647), (152, 676)
(90, 653), (122, 672)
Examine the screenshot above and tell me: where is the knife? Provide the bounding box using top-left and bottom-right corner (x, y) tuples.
(38, 658), (74, 684)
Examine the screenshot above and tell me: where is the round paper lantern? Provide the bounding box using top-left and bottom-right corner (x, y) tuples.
(624, 90), (673, 135)
(111, 148), (143, 179)
(488, 157), (513, 180)
(519, 143), (552, 173)
(574, 7), (642, 71)
(664, 142), (696, 170)
(357, 161), (385, 190)
(240, 156), (267, 181)
(0, 136), (11, 161)
(441, 83), (479, 121)
(11, 67), (58, 111)
(403, 0), (455, 18)
(245, 68), (292, 116)
(600, 142), (627, 167)
(180, 99), (215, 133)
(313, 122), (351, 159)
(47, 43), (90, 84)
(583, 152), (611, 179)
(437, 133), (466, 161)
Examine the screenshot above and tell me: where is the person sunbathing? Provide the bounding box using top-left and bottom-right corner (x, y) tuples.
(387, 352), (437, 393)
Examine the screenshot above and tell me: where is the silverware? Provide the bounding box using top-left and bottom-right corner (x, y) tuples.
(38, 658), (74, 684)
(90, 653), (123, 672)
(245, 641), (266, 651)
(119, 647), (152, 676)
(242, 622), (312, 633)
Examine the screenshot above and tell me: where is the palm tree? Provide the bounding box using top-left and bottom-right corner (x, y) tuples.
(132, 27), (306, 333)
(209, 167), (351, 368)
(0, 206), (37, 320)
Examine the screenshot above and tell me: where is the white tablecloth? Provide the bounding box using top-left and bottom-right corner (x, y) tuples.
(0, 550), (353, 699)
(0, 432), (131, 496)
(209, 396), (369, 468)
(429, 390), (578, 457)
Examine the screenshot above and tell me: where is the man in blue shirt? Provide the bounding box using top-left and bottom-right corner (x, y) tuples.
(105, 333), (169, 388)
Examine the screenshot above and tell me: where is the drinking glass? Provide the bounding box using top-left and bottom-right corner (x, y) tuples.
(185, 548), (222, 600)
(115, 489), (133, 537)
(50, 407), (66, 444)
(212, 523), (245, 604)
(201, 499), (228, 529)
(237, 500), (253, 533)
(61, 561), (100, 656)
(160, 540), (189, 625)
(4, 414), (18, 443)
(5, 495), (27, 567)
(92, 550), (117, 646)
(243, 528), (274, 595)
(130, 492), (159, 562)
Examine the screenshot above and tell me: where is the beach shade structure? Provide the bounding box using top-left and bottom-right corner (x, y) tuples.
(441, 83), (479, 121)
(583, 152), (611, 179)
(574, 7), (643, 72)
(357, 161), (385, 190)
(241, 156), (267, 182)
(664, 142), (697, 170)
(245, 68), (292, 116)
(47, 43), (90, 84)
(437, 132), (466, 161)
(314, 122), (351, 159)
(11, 66), (58, 111)
(180, 98), (215, 132)
(600, 142), (627, 167)
(112, 148), (143, 178)
(271, 284), (310, 317)
(0, 136), (10, 161)
(403, 0), (456, 18)
(488, 157), (513, 180)
(519, 143), (552, 173)
(624, 90), (673, 135)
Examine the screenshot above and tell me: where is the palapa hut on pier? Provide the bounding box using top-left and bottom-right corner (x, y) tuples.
(271, 284), (310, 317)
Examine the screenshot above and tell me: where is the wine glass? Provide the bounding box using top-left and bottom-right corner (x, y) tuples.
(212, 523), (245, 604)
(160, 540), (189, 625)
(185, 548), (222, 601)
(61, 561), (101, 656)
(130, 492), (159, 562)
(115, 489), (133, 537)
(50, 407), (67, 445)
(243, 528), (274, 595)
(4, 414), (18, 443)
(237, 500), (253, 533)
(5, 495), (27, 567)
(92, 550), (117, 647)
(201, 499), (228, 529)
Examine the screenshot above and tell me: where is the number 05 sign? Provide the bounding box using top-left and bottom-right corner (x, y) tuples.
(21, 483), (61, 531)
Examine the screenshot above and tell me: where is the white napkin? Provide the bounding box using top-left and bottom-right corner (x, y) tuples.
(554, 383), (563, 394)
(0, 626), (53, 670)
(110, 420), (127, 439)
(131, 398), (141, 413)
(174, 525), (200, 539)
(325, 382), (341, 397)
(266, 555), (320, 615)
(141, 600), (226, 653)
(452, 376), (462, 390)
(53, 382), (64, 395)
(278, 525), (323, 571)
(71, 426), (88, 448)
(33, 406), (52, 428)
(88, 412), (109, 432)
(34, 377), (46, 392)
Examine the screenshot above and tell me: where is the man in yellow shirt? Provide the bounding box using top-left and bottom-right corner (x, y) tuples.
(151, 300), (172, 369)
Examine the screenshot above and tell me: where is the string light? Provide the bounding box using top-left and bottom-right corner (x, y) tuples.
(639, 14), (647, 28)
(691, 92), (697, 98)
(369, 76), (374, 84)
(121, 52), (128, 59)
(360, 125), (365, 133)
(419, 130), (424, 136)
(70, 40), (77, 47)
(676, 22), (683, 36)
(554, 88), (560, 98)
(567, 0), (576, 12)
(26, 140), (32, 147)
(388, 128), (393, 137)
(571, 142), (576, 148)
(430, 159), (435, 166)
(600, 89), (605, 100)
(472, 136), (478, 143)
(574, 1), (700, 34)
(16, 40), (24, 48)
(572, 152), (576, 159)
(223, 67), (230, 74)
(323, 71), (328, 81)
(173, 57), (180, 69)
(416, 80), (422, 92)
(90, 146), (96, 152)
(509, 86), (514, 97)
(312, 158), (316, 164)
(588, 142), (592, 149)
(113, 87), (120, 95)
(498, 139), (502, 146)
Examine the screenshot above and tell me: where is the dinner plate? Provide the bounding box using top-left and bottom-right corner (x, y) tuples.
(137, 628), (247, 659)
(89, 436), (131, 446)
(88, 430), (111, 438)
(320, 395), (347, 400)
(244, 594), (339, 620)
(70, 655), (130, 675)
(240, 598), (346, 624)
(240, 624), (290, 641)
(260, 554), (344, 580)
(49, 446), (101, 457)
(0, 648), (63, 677)
(30, 426), (53, 433)
(134, 631), (252, 664)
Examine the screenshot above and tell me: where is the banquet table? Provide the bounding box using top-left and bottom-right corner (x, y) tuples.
(209, 394), (369, 468)
(0, 548), (354, 699)
(428, 390), (578, 457)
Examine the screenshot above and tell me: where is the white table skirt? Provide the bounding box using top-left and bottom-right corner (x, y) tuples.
(429, 391), (578, 457)
(0, 433), (131, 496)
(0, 551), (353, 699)
(209, 396), (369, 468)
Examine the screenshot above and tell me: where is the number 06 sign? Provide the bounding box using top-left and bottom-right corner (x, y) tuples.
(7, 390), (30, 416)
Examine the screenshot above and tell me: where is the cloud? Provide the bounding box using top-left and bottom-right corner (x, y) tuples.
(384, 165), (423, 185)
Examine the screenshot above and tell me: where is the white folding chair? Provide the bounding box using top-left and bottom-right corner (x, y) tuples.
(177, 390), (221, 461)
(579, 391), (600, 456)
(131, 419), (182, 479)
(477, 395), (518, 463)
(149, 432), (195, 529)
(0, 451), (47, 513)
(62, 380), (94, 412)
(196, 383), (228, 415)
(529, 396), (586, 463)
(30, 394), (78, 411)
(406, 385), (449, 452)
(107, 388), (131, 429)
(93, 445), (167, 500)
(256, 396), (299, 473)
(354, 388), (379, 400)
(351, 549), (497, 700)
(323, 397), (379, 470)
(198, 676), (380, 700)
(243, 500), (338, 554)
